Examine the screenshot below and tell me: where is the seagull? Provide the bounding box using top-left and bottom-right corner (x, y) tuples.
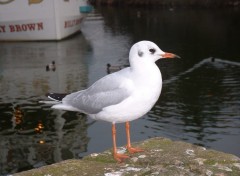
(45, 41), (180, 162)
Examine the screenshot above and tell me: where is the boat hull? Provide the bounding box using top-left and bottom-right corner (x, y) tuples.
(0, 0), (85, 41)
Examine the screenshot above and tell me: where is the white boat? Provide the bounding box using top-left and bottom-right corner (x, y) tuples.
(0, 0), (88, 41)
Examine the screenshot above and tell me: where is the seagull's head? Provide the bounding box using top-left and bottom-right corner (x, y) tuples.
(129, 41), (180, 65)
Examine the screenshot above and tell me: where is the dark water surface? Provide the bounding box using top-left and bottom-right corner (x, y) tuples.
(0, 7), (240, 175)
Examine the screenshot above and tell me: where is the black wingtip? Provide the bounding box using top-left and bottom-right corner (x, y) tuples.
(46, 93), (68, 101)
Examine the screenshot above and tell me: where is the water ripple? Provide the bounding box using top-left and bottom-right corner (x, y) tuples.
(148, 57), (240, 151)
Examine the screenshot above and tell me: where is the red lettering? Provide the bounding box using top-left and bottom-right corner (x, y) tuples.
(22, 24), (27, 31)
(27, 23), (36, 31)
(16, 25), (22, 32)
(65, 21), (72, 28)
(9, 25), (15, 32)
(0, 25), (6, 33)
(64, 18), (81, 28)
(7, 22), (44, 33)
(76, 19), (81, 25)
(37, 22), (43, 30)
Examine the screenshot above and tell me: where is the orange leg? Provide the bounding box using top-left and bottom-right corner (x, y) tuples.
(126, 121), (144, 153)
(112, 123), (129, 162)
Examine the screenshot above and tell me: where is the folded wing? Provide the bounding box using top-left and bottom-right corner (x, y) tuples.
(56, 70), (134, 114)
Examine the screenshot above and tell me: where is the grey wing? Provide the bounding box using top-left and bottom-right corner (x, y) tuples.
(62, 72), (134, 114)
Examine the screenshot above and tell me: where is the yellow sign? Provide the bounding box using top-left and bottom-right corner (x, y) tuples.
(0, 0), (44, 5)
(0, 0), (15, 5)
(29, 0), (43, 5)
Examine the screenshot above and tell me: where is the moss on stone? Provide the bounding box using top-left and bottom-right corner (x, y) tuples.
(14, 137), (240, 176)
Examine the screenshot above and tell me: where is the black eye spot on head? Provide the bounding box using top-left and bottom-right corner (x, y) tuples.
(149, 48), (156, 54)
(138, 50), (143, 57)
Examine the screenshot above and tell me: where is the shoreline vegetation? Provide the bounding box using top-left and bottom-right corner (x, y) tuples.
(89, 0), (240, 8)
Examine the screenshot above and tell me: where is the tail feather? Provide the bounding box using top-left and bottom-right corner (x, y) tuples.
(44, 93), (80, 111)
(46, 93), (68, 102)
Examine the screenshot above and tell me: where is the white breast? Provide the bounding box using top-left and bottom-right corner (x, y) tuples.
(90, 63), (162, 123)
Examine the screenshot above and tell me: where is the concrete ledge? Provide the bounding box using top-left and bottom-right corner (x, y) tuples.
(14, 137), (240, 176)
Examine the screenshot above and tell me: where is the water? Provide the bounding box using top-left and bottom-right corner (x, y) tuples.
(1, 7), (240, 175)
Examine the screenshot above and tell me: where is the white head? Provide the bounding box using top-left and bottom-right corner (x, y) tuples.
(129, 41), (180, 67)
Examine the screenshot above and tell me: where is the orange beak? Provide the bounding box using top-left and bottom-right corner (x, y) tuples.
(161, 52), (181, 59)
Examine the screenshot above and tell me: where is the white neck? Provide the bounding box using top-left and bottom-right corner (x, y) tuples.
(130, 60), (162, 88)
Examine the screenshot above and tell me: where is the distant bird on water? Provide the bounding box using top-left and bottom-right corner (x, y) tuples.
(46, 61), (56, 71)
(106, 63), (129, 74)
(43, 41), (180, 162)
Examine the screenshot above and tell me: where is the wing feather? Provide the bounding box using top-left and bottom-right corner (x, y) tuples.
(62, 69), (134, 114)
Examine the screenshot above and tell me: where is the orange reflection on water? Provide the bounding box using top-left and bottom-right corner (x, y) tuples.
(13, 105), (24, 126)
(35, 121), (44, 133)
(38, 140), (45, 144)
